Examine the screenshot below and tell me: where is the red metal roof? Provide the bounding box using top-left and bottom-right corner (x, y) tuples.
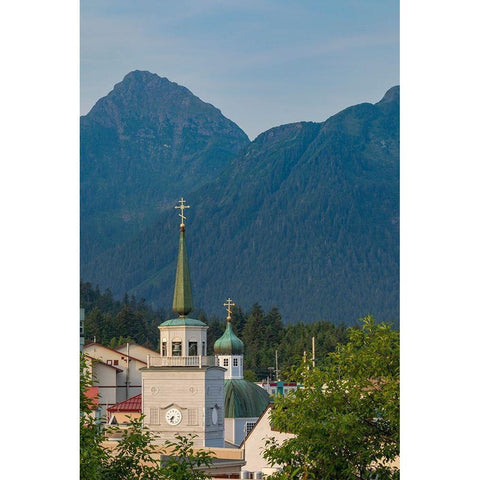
(107, 394), (142, 413)
(85, 387), (99, 408)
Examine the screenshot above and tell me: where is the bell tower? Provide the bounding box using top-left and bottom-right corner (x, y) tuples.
(141, 198), (225, 447)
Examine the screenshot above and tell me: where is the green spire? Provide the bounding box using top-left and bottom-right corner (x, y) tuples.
(172, 199), (193, 317)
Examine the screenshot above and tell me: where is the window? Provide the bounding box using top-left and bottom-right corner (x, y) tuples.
(188, 341), (198, 356)
(172, 341), (182, 356)
(162, 341), (167, 356)
(223, 358), (229, 367)
(150, 408), (159, 425)
(106, 360), (112, 365)
(188, 409), (198, 425)
(245, 421), (256, 436)
(202, 341), (206, 356)
(233, 358), (238, 367)
(113, 359), (119, 366)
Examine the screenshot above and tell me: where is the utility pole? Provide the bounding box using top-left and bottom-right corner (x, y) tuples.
(312, 336), (316, 368)
(275, 350), (279, 380)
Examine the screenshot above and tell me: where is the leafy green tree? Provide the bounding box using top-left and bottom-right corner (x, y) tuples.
(80, 355), (108, 480)
(264, 316), (399, 480)
(102, 416), (163, 480)
(158, 434), (214, 480)
(102, 420), (214, 480)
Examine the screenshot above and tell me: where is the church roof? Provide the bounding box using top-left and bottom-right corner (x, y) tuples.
(160, 317), (207, 327)
(107, 394), (142, 413)
(214, 322), (244, 355)
(224, 379), (271, 418)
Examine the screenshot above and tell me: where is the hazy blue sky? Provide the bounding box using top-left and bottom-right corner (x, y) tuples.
(81, 0), (399, 139)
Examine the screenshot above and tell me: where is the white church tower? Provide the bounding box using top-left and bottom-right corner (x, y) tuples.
(141, 198), (225, 447)
(214, 299), (270, 446)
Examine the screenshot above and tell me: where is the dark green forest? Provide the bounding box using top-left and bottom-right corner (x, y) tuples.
(81, 281), (350, 381)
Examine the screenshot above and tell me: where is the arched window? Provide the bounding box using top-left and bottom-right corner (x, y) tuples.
(172, 341), (182, 356)
(188, 341), (198, 356)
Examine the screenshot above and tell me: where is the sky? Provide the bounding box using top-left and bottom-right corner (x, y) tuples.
(81, 0), (399, 139)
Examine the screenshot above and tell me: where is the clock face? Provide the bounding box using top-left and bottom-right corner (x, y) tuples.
(165, 408), (182, 426)
(211, 407), (218, 425)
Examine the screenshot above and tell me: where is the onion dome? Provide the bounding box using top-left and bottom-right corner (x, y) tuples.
(214, 298), (244, 355)
(224, 379), (271, 418)
(214, 321), (244, 355)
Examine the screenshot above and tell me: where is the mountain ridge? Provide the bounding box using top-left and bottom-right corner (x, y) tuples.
(81, 71), (250, 263)
(81, 80), (399, 325)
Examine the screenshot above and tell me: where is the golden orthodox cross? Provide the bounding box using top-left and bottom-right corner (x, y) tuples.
(224, 298), (235, 321)
(175, 197), (190, 227)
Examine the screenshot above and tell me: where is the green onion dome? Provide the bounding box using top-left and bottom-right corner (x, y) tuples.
(224, 379), (271, 418)
(214, 322), (244, 355)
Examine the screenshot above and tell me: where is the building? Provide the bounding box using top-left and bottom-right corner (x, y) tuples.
(87, 198), (275, 475)
(83, 342), (146, 416)
(240, 404), (295, 477)
(107, 393), (142, 425)
(83, 354), (122, 418)
(115, 342), (160, 364)
(140, 198), (226, 448)
(257, 381), (299, 397)
(214, 299), (271, 446)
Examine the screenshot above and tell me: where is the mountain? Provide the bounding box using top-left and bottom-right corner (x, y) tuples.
(81, 71), (250, 263)
(81, 84), (399, 326)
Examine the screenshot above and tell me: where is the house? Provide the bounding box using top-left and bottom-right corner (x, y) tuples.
(107, 393), (142, 425)
(115, 343), (159, 364)
(240, 404), (294, 476)
(83, 343), (146, 409)
(84, 354), (122, 418)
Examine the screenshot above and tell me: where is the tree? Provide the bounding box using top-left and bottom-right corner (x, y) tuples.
(80, 355), (108, 480)
(264, 316), (399, 479)
(158, 434), (214, 480)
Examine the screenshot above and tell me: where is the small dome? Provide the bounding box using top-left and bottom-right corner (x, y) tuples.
(224, 379), (271, 418)
(160, 317), (207, 327)
(214, 322), (244, 355)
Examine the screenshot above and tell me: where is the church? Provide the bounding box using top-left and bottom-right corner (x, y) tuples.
(87, 198), (270, 449)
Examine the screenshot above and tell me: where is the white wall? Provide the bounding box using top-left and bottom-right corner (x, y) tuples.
(142, 366), (225, 447)
(242, 407), (294, 473)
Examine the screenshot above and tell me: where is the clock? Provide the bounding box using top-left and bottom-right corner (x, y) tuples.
(211, 407), (218, 425)
(165, 408), (182, 426)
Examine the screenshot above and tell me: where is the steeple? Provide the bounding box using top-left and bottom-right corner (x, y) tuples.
(172, 198), (193, 317)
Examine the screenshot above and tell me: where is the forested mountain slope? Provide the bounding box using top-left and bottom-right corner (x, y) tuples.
(81, 70), (250, 262)
(81, 86), (399, 326)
